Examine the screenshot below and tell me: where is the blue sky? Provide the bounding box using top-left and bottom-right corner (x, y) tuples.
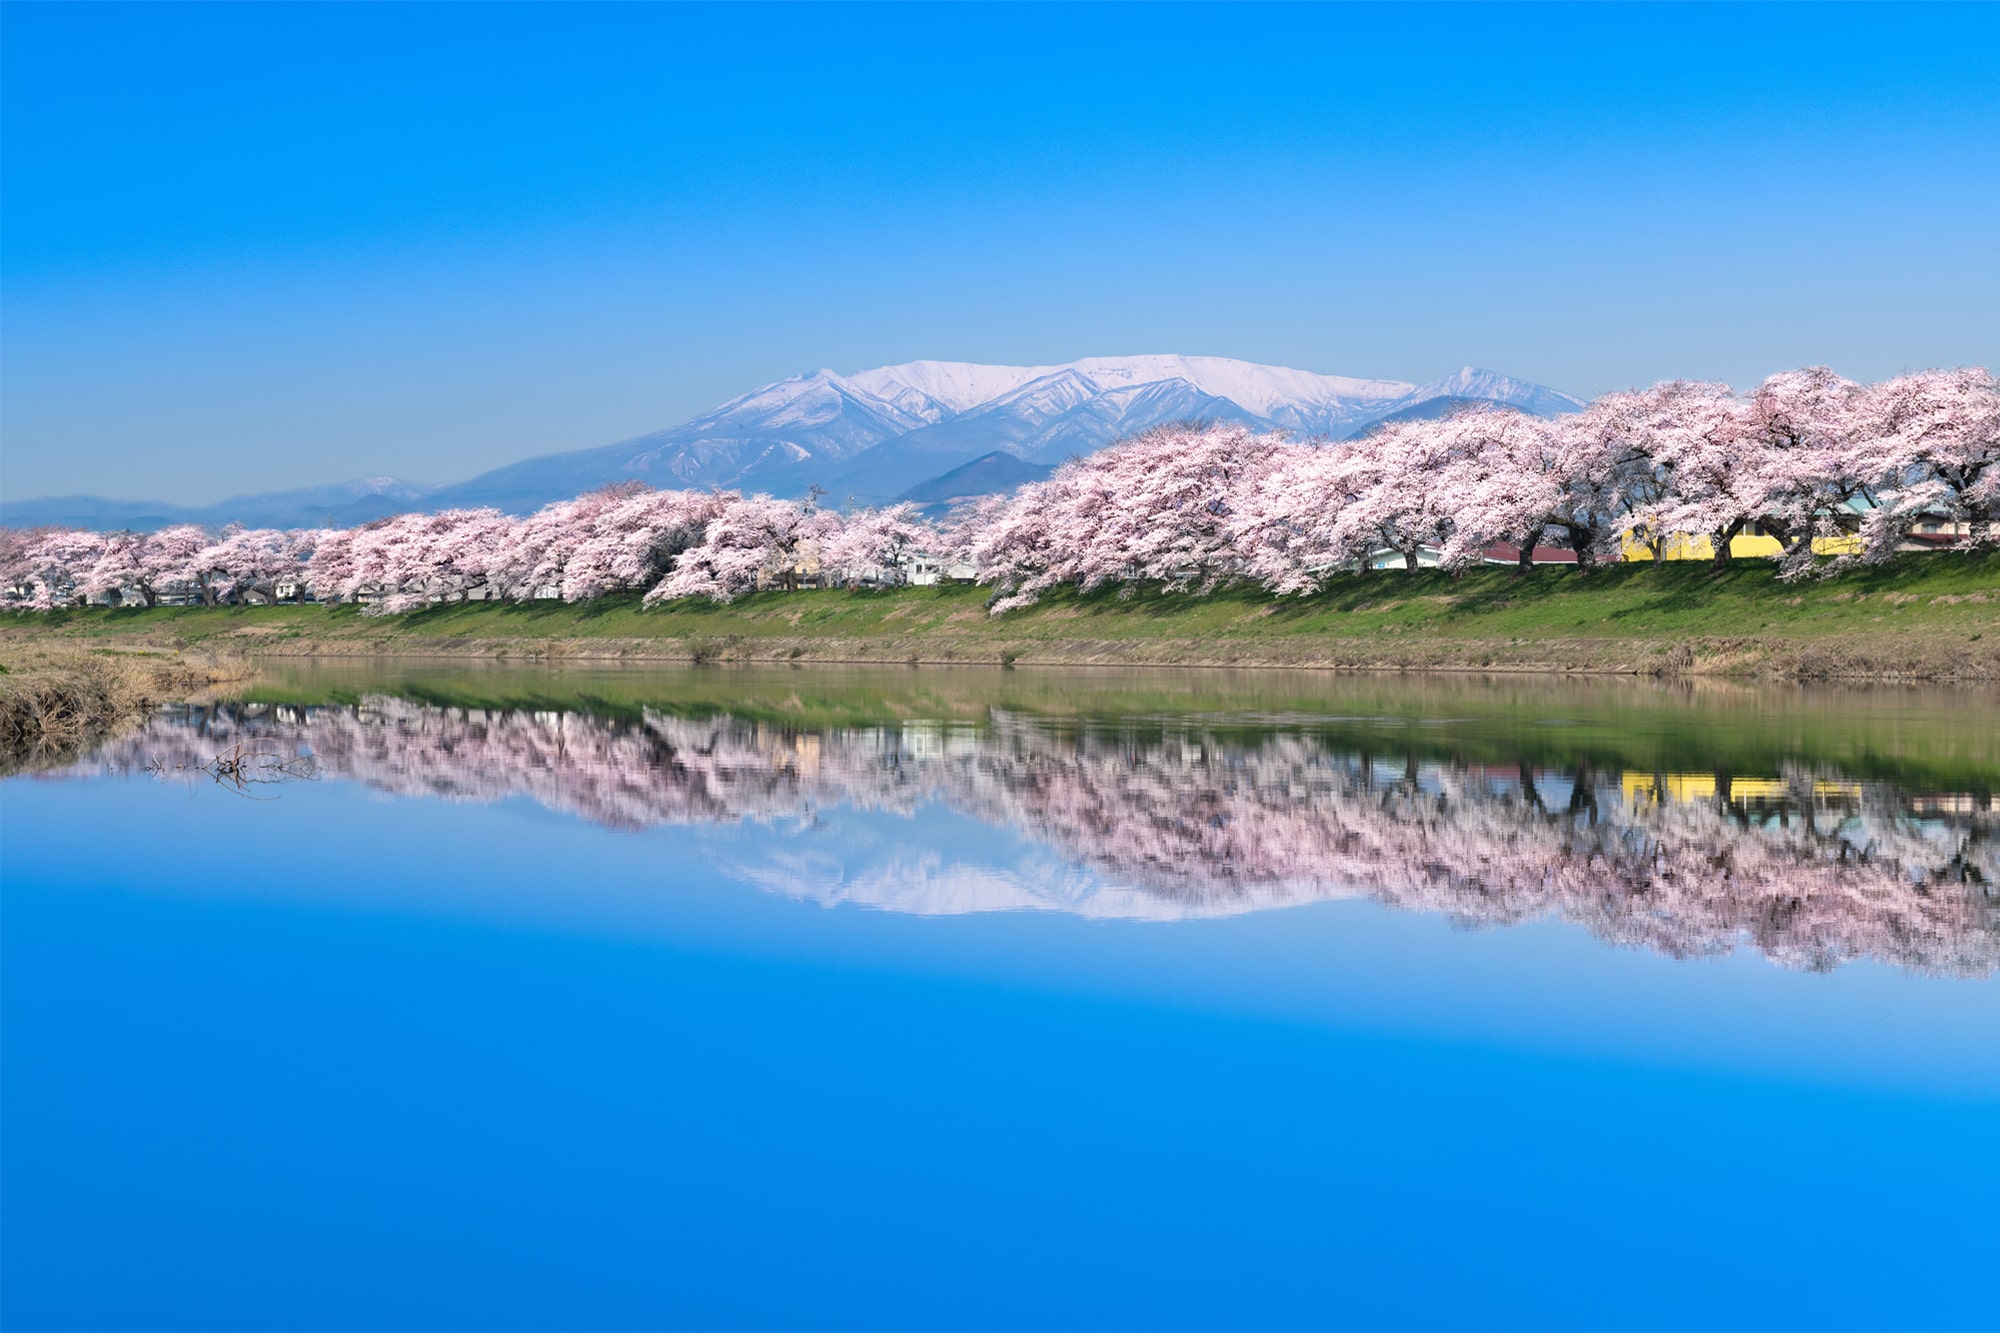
(4, 2), (1996, 504)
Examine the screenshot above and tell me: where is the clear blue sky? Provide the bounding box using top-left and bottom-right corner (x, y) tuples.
(4, 2), (1996, 504)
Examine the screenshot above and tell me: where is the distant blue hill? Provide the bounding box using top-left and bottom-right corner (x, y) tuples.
(0, 478), (433, 533)
(1361, 394), (1540, 428)
(893, 451), (1054, 508)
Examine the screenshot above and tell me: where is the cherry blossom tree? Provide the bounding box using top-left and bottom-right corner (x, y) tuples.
(1430, 407), (1563, 572)
(549, 485), (725, 602)
(1084, 422), (1281, 591)
(80, 531), (154, 606)
(965, 472), (1077, 612)
(1854, 366), (2000, 561)
(1552, 391), (1673, 565)
(0, 528), (35, 606)
(1621, 381), (1758, 568)
(648, 493), (838, 603)
(200, 527), (310, 604)
(976, 422), (1283, 607)
(142, 524), (218, 604)
(820, 502), (936, 587)
(1230, 440), (1373, 592)
(332, 509), (517, 613)
(304, 525), (361, 604)
(1737, 367), (1873, 575)
(2, 528), (105, 608)
(1326, 417), (1468, 572)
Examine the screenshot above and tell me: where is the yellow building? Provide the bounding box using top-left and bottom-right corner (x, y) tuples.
(1618, 524), (1863, 562)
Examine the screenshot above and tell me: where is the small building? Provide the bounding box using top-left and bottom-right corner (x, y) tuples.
(1617, 525), (1864, 562)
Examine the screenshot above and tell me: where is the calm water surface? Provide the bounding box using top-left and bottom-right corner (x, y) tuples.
(4, 666), (1997, 1330)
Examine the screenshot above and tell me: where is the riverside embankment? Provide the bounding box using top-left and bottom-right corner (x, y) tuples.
(5, 555), (1998, 686)
(0, 646), (251, 768)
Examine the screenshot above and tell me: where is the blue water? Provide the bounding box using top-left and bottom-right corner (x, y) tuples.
(4, 687), (1997, 1330)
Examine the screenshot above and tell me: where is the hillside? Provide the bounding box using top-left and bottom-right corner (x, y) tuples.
(893, 451), (1054, 506)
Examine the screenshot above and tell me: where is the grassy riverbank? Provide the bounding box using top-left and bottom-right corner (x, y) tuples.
(4, 552), (1998, 680)
(231, 662), (2000, 794)
(0, 646), (251, 768)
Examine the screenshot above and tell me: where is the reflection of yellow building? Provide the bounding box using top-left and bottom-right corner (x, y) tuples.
(1624, 771), (1719, 804)
(1621, 772), (1863, 805)
(1618, 526), (1864, 562)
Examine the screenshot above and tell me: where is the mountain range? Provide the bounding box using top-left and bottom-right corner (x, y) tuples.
(0, 476), (436, 534)
(3, 356), (1584, 530)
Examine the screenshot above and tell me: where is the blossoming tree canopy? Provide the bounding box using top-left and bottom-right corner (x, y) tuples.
(2, 365), (1994, 613)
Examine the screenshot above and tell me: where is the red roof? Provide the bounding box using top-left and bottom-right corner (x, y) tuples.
(1481, 543), (1579, 564)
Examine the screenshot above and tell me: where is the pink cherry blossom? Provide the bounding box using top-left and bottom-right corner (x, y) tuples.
(819, 502), (938, 587)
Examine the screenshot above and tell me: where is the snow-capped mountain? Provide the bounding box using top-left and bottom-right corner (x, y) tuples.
(432, 355), (1585, 510)
(9, 356), (1586, 528)
(1399, 366), (1585, 420)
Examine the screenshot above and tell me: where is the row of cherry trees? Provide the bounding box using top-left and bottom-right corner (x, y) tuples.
(4, 365), (1993, 613)
(0, 480), (943, 611)
(970, 364), (1997, 608)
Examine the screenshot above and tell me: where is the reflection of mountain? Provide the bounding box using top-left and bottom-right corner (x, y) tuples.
(75, 700), (1999, 974)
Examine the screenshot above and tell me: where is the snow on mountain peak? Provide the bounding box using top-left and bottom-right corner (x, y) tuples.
(1065, 355), (1413, 415)
(844, 361), (1049, 415)
(412, 354), (1584, 513)
(843, 354), (1417, 421)
(1410, 366), (1587, 413)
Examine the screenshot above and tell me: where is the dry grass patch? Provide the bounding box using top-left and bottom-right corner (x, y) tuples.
(0, 647), (252, 769)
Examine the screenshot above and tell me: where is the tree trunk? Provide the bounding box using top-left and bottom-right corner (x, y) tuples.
(1563, 523), (1599, 575)
(1774, 522), (1811, 563)
(1401, 545), (1421, 572)
(1516, 542), (1533, 576)
(1710, 521), (1745, 570)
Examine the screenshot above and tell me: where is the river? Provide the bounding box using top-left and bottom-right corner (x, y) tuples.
(4, 665), (1996, 1329)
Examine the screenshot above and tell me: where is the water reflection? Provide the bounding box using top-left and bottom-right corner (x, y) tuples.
(64, 696), (1999, 976)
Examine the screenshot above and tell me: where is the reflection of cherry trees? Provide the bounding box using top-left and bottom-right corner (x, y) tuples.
(73, 700), (1998, 974)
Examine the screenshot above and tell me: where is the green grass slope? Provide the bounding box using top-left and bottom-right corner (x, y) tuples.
(4, 552), (1997, 679)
